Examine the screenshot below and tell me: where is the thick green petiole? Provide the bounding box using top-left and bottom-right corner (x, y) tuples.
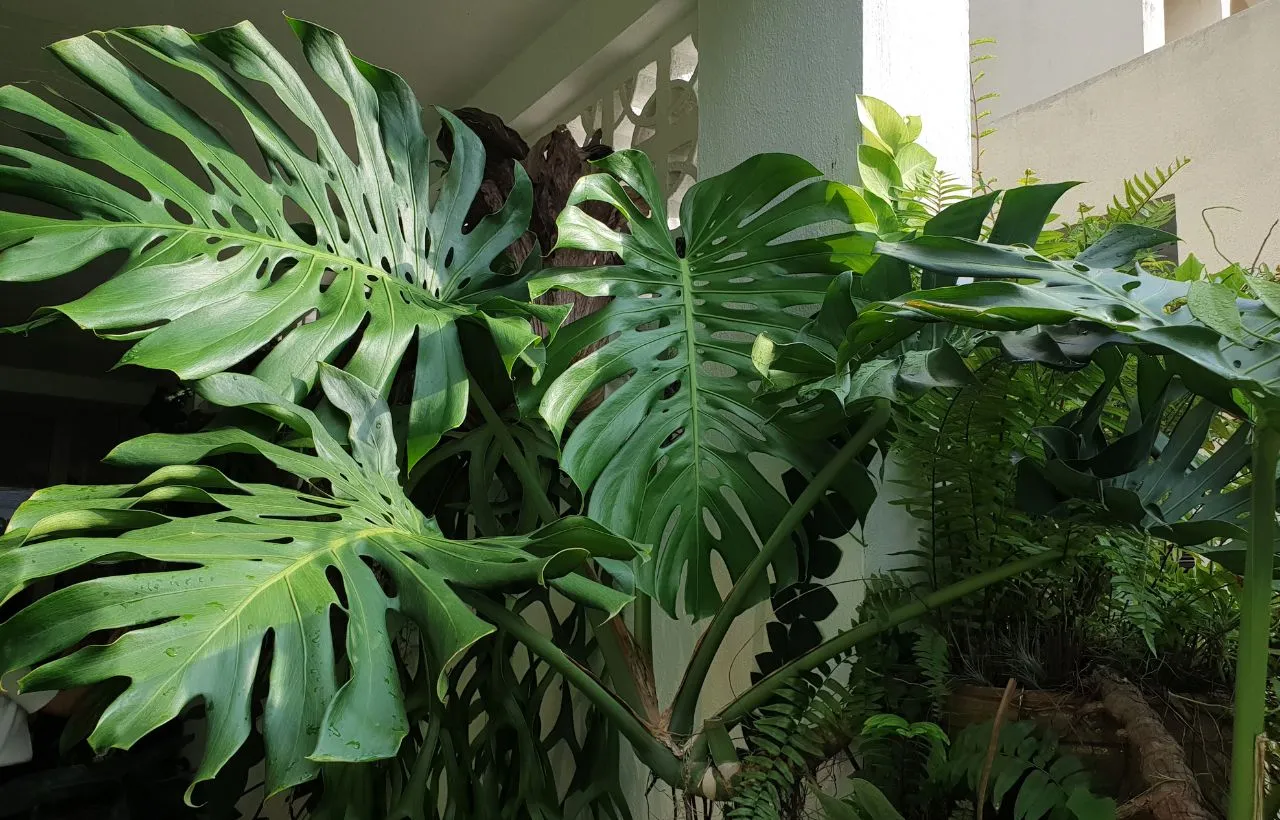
(465, 592), (683, 789)
(1227, 419), (1279, 820)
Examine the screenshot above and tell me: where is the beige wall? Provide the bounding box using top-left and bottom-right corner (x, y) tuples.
(1166, 0), (1228, 41)
(970, 0), (1148, 120)
(984, 0), (1280, 268)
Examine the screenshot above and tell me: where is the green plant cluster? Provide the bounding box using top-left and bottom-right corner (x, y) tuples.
(0, 22), (1276, 820)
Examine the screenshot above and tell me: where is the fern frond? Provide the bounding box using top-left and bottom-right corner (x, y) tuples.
(1097, 531), (1164, 655)
(944, 720), (1115, 820)
(1107, 156), (1190, 223)
(913, 625), (951, 714)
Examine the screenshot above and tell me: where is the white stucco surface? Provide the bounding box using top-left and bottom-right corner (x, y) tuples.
(984, 0), (1280, 269)
(969, 0), (1147, 120)
(1165, 0), (1228, 40)
(862, 0), (973, 183)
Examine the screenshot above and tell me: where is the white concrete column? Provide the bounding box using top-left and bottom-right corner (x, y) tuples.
(861, 0), (972, 183)
(697, 0), (865, 180)
(699, 0), (970, 184)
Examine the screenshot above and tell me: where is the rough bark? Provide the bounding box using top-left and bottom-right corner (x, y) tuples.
(1091, 668), (1217, 820)
(438, 109), (618, 330)
(440, 109), (626, 416)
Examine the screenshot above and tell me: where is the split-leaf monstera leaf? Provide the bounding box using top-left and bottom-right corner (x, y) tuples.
(524, 150), (878, 618)
(0, 366), (639, 798)
(867, 233), (1280, 405)
(0, 18), (552, 467)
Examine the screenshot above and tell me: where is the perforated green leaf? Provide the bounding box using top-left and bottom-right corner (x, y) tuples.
(526, 149), (876, 617)
(0, 19), (545, 467)
(0, 367), (637, 798)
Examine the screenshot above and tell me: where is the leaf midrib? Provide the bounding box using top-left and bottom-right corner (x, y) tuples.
(98, 523), (402, 728)
(677, 256), (706, 606)
(26, 218), (456, 315)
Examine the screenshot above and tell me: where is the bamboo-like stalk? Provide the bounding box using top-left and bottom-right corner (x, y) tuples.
(1227, 418), (1279, 820)
(680, 548), (1066, 785)
(464, 591), (684, 788)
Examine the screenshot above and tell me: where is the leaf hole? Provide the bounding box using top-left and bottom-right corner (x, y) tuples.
(325, 566), (350, 609)
(231, 205), (258, 233)
(164, 200), (194, 225)
(206, 163), (241, 196)
(142, 235), (168, 254)
(701, 507), (722, 541)
(216, 245), (244, 262)
(269, 258), (298, 284)
(700, 361), (738, 378)
(360, 555), (398, 598)
(326, 185), (352, 243)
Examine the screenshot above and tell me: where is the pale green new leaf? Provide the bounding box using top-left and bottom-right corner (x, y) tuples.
(526, 149), (876, 617)
(0, 367), (637, 798)
(0, 19), (544, 467)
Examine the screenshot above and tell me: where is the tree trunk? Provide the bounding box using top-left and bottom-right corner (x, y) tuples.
(1090, 668), (1216, 820)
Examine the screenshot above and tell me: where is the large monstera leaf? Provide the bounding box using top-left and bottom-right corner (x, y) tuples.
(1014, 351), (1273, 572)
(0, 19), (548, 466)
(525, 150), (875, 617)
(0, 367), (637, 797)
(864, 231), (1280, 404)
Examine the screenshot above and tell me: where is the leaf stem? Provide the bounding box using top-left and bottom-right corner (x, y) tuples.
(467, 376), (656, 718)
(635, 593), (653, 668)
(713, 548), (1064, 731)
(464, 591), (683, 788)
(668, 401), (891, 736)
(467, 376), (559, 525)
(1227, 417), (1279, 820)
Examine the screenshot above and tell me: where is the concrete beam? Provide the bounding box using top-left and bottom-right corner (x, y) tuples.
(468, 0), (693, 136)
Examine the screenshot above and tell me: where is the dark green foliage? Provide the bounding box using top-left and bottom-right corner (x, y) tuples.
(943, 721), (1115, 820)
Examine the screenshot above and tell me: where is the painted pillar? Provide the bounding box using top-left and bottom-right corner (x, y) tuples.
(698, 0), (971, 183)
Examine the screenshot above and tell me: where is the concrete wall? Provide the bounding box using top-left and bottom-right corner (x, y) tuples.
(970, 0), (1148, 120)
(984, 0), (1280, 268)
(1166, 0), (1228, 41)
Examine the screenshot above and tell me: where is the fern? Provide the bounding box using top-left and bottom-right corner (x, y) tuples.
(944, 721), (1116, 820)
(1035, 157), (1189, 267)
(728, 656), (885, 819)
(900, 170), (970, 229)
(912, 625), (950, 715)
(1096, 531), (1164, 656)
(1107, 156), (1190, 223)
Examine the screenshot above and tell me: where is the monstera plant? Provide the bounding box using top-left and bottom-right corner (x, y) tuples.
(0, 17), (1274, 820)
